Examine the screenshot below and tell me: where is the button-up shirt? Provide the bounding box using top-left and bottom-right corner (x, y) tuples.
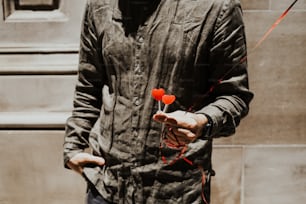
(64, 0), (253, 203)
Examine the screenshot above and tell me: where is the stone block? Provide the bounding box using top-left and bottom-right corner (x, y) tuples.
(0, 131), (86, 204)
(0, 75), (76, 112)
(244, 146), (306, 204)
(240, 0), (269, 10)
(211, 147), (243, 204)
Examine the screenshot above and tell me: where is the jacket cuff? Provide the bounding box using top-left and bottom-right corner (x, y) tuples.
(195, 105), (223, 137)
(63, 143), (84, 169)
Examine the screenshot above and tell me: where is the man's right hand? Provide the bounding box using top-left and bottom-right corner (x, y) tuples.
(67, 153), (105, 175)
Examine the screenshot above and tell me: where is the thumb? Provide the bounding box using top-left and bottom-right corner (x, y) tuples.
(153, 112), (167, 123)
(153, 112), (178, 125)
(86, 155), (105, 166)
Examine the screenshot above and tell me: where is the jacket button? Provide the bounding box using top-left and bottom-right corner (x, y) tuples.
(138, 37), (144, 43)
(133, 130), (138, 137)
(134, 98), (141, 106)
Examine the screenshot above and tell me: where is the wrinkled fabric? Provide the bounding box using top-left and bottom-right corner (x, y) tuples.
(87, 182), (111, 204)
(64, 0), (253, 203)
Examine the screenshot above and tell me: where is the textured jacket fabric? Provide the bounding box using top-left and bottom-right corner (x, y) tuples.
(64, 0), (253, 203)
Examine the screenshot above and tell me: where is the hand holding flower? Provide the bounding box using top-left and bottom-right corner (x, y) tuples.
(153, 110), (208, 146)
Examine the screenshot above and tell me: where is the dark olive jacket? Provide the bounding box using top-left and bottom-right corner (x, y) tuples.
(64, 0), (253, 203)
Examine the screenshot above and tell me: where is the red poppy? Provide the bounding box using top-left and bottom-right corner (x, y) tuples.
(151, 88), (165, 101)
(162, 95), (176, 105)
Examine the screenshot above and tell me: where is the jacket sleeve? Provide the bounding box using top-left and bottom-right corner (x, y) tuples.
(196, 0), (254, 137)
(63, 1), (105, 167)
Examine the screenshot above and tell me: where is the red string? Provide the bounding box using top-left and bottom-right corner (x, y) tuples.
(226, 0), (298, 80)
(199, 166), (209, 204)
(251, 0), (298, 53)
(189, 0), (299, 113)
(159, 142), (209, 203)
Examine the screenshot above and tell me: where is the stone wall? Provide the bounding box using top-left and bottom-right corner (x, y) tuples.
(0, 0), (305, 203)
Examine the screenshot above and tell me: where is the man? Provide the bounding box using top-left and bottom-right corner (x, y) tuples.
(64, 0), (253, 203)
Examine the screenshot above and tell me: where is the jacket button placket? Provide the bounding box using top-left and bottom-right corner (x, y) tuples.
(131, 32), (145, 157)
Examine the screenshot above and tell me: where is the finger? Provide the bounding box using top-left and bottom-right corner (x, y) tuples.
(80, 155), (105, 166)
(174, 128), (196, 140)
(68, 153), (105, 176)
(164, 117), (178, 126)
(163, 138), (178, 148)
(165, 128), (187, 147)
(163, 112), (196, 128)
(67, 161), (83, 175)
(70, 153), (105, 166)
(153, 113), (167, 123)
(168, 133), (192, 145)
(163, 127), (178, 145)
(153, 112), (179, 126)
(170, 116), (196, 128)
(91, 155), (105, 166)
(166, 126), (195, 142)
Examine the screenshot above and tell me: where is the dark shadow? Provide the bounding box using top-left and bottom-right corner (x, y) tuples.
(14, 0), (60, 11)
(118, 0), (161, 36)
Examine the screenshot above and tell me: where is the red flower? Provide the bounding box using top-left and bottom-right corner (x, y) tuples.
(151, 88), (165, 101)
(162, 95), (176, 105)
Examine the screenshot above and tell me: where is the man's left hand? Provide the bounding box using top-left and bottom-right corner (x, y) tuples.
(153, 110), (208, 147)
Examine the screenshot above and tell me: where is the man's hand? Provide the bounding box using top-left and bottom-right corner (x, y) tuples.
(153, 110), (208, 147)
(67, 153), (105, 175)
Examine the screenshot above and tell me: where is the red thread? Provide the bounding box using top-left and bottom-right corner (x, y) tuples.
(161, 156), (167, 164)
(183, 157), (193, 166)
(199, 166), (209, 204)
(190, 0), (299, 112)
(251, 0), (298, 52)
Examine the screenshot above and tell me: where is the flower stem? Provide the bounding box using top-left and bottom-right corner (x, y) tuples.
(162, 104), (168, 112)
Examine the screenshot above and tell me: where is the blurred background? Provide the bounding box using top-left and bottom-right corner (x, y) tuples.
(0, 0), (305, 203)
